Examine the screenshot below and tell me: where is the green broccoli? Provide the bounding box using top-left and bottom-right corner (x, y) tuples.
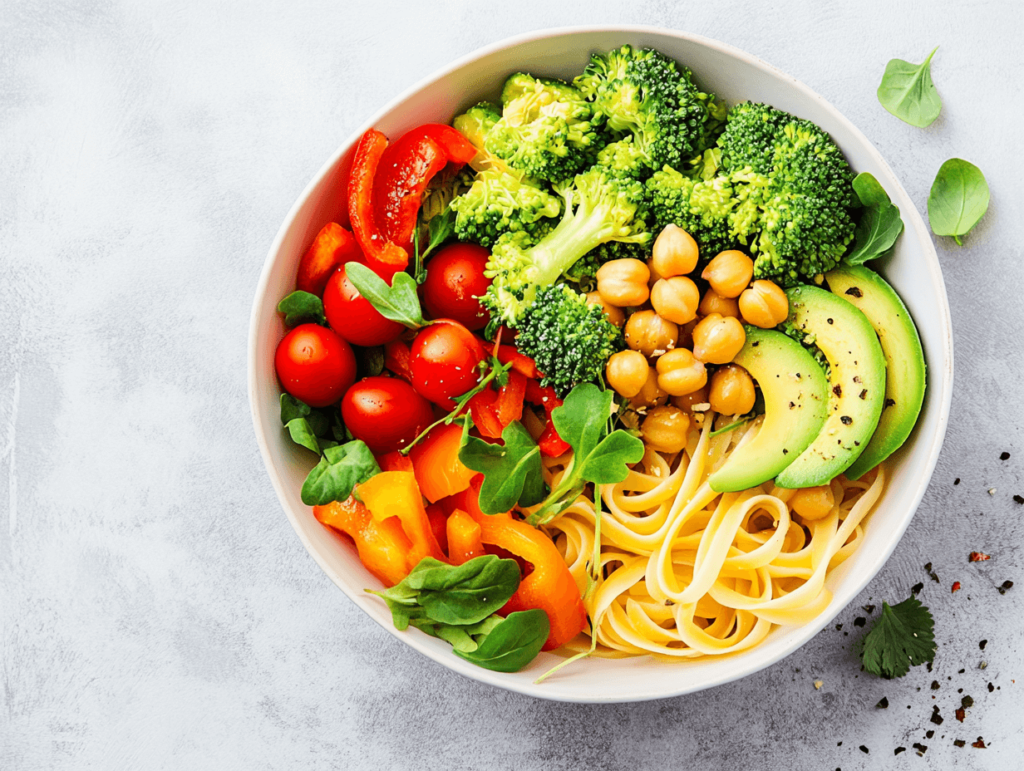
(574, 44), (725, 172)
(485, 74), (604, 182)
(515, 284), (624, 395)
(645, 165), (745, 259)
(452, 101), (514, 174)
(448, 168), (562, 248)
(481, 165), (649, 326)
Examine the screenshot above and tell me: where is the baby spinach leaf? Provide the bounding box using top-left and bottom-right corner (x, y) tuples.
(280, 394), (334, 454)
(285, 418), (322, 455)
(459, 421), (546, 514)
(845, 172), (904, 266)
(454, 610), (550, 673)
(300, 440), (380, 506)
(410, 619), (479, 653)
(877, 47), (942, 128)
(280, 393), (311, 424)
(346, 262), (428, 328)
(927, 158), (990, 245)
(277, 291), (327, 327)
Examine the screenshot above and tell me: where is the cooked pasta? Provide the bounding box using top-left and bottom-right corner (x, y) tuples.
(541, 413), (885, 659)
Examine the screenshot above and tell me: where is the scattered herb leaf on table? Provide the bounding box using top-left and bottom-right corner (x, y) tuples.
(877, 46), (942, 128)
(927, 158), (990, 245)
(859, 595), (936, 679)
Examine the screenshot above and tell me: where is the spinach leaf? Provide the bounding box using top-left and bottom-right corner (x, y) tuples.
(346, 262), (428, 328)
(300, 440), (380, 506)
(285, 418), (322, 455)
(459, 421), (546, 514)
(845, 172), (904, 266)
(423, 208), (456, 263)
(277, 291), (327, 327)
(877, 46), (941, 128)
(280, 394), (338, 455)
(280, 393), (311, 424)
(454, 610), (550, 673)
(927, 158), (990, 245)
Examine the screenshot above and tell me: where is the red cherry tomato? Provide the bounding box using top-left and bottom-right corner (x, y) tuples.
(421, 244), (492, 330)
(409, 320), (487, 409)
(341, 376), (435, 454)
(275, 324), (356, 408)
(323, 266), (405, 347)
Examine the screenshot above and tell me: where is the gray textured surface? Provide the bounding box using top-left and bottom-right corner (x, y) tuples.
(2, 1), (1022, 769)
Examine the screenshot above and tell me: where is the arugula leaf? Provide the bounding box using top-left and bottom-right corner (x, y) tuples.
(845, 172), (904, 266)
(927, 158), (990, 246)
(372, 555), (521, 627)
(877, 46), (942, 128)
(859, 596), (936, 679)
(459, 421), (546, 514)
(300, 440), (380, 506)
(277, 291), (326, 327)
(346, 262), (428, 328)
(454, 610), (550, 673)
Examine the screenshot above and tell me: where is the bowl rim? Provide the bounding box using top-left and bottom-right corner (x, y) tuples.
(248, 24), (954, 703)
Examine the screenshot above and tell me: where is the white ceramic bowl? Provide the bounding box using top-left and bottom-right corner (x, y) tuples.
(248, 26), (953, 703)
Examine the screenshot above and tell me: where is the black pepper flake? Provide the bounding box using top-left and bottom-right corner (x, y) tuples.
(789, 401), (796, 409)
(832, 384), (842, 397)
(913, 742), (928, 755)
(987, 682), (994, 692)
(863, 604), (876, 614)
(954, 739), (966, 747)
(1001, 451), (1011, 460)
(926, 730), (934, 739)
(911, 582), (924, 595)
(837, 741), (842, 746)
(1013, 495), (1024, 504)
(979, 639), (988, 650)
(927, 661), (933, 672)
(859, 389), (867, 399)
(827, 317), (834, 324)
(835, 623), (843, 630)
(931, 680), (941, 690)
(859, 745), (869, 754)
(999, 580), (1013, 594)
(845, 286), (863, 298)
(853, 616), (866, 627)
(782, 448), (788, 455)
(894, 747), (906, 755)
(853, 375), (862, 383)
(955, 478), (961, 485)
(958, 668), (966, 674)
(876, 696), (889, 709)
(751, 341), (759, 347)
(962, 695), (974, 708)
(840, 415), (852, 425)
(884, 398), (896, 408)
(930, 706), (944, 725)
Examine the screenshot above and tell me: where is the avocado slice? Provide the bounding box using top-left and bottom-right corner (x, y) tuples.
(825, 265), (926, 479)
(709, 328), (829, 493)
(775, 286), (886, 489)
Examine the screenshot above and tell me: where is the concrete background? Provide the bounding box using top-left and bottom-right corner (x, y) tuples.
(2, 1), (1021, 769)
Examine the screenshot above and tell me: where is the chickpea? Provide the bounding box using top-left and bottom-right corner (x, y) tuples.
(624, 310), (678, 357)
(708, 364), (756, 415)
(651, 224), (699, 277)
(651, 277), (699, 325)
(655, 348), (708, 397)
(701, 250), (754, 299)
(629, 366), (668, 410)
(585, 291), (626, 327)
(789, 485), (836, 521)
(641, 406), (691, 454)
(597, 259), (650, 307)
(605, 350), (649, 398)
(646, 257), (664, 287)
(698, 288), (740, 319)
(692, 313), (746, 364)
(739, 280), (789, 329)
(671, 385), (708, 413)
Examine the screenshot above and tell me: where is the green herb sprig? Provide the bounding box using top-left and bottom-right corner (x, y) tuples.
(858, 595), (936, 679)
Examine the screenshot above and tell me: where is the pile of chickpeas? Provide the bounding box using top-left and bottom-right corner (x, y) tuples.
(589, 225), (789, 456)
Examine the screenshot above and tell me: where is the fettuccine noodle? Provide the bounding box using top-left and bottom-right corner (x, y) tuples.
(541, 412), (885, 660)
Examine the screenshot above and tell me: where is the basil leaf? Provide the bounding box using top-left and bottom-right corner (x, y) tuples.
(277, 291), (327, 327)
(285, 418), (321, 455)
(300, 440), (380, 506)
(927, 158), (990, 246)
(578, 430), (645, 484)
(346, 262), (427, 328)
(459, 421), (545, 514)
(877, 46), (941, 128)
(454, 610), (550, 672)
(845, 172), (904, 266)
(403, 556), (521, 625)
(280, 393), (311, 424)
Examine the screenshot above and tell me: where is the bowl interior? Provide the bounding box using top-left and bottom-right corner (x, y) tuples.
(248, 27), (952, 703)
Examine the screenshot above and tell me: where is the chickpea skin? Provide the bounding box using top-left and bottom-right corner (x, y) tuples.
(656, 348), (708, 397)
(701, 250), (754, 299)
(691, 313), (746, 364)
(624, 310), (678, 358)
(651, 225), (699, 278)
(698, 288), (740, 319)
(597, 259), (650, 307)
(671, 385), (709, 413)
(605, 350), (649, 398)
(739, 280), (789, 329)
(585, 291), (626, 327)
(651, 277), (700, 325)
(641, 406), (691, 454)
(708, 364), (756, 415)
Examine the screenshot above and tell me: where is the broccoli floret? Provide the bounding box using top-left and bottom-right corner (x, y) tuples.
(515, 284), (624, 395)
(452, 101), (516, 174)
(448, 168), (562, 248)
(485, 74), (604, 182)
(481, 166), (649, 326)
(594, 138), (650, 180)
(574, 44), (724, 172)
(645, 166), (740, 258)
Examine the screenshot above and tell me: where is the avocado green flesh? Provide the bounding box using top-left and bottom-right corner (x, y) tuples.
(825, 265), (926, 480)
(709, 328), (829, 493)
(775, 286), (887, 489)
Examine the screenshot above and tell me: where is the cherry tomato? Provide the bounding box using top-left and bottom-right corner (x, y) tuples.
(323, 265), (405, 347)
(341, 376), (435, 454)
(275, 324), (356, 408)
(409, 320), (487, 409)
(421, 244), (491, 330)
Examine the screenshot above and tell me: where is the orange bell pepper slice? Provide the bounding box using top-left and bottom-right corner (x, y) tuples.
(459, 479), (586, 651)
(446, 508), (486, 565)
(426, 503), (449, 555)
(377, 451), (414, 473)
(347, 129), (411, 278)
(358, 470), (447, 565)
(314, 497), (413, 587)
(409, 423), (476, 503)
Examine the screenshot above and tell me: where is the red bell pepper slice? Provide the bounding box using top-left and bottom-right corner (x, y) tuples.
(384, 339), (414, 383)
(418, 124), (478, 165)
(525, 381), (561, 414)
(538, 414), (571, 458)
(426, 503), (449, 556)
(496, 345), (540, 379)
(295, 222), (364, 296)
(494, 370), (527, 427)
(348, 129), (411, 278)
(467, 389), (504, 439)
(373, 133), (449, 256)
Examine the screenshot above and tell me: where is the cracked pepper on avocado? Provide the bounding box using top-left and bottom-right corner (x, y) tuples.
(270, 44), (926, 678)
